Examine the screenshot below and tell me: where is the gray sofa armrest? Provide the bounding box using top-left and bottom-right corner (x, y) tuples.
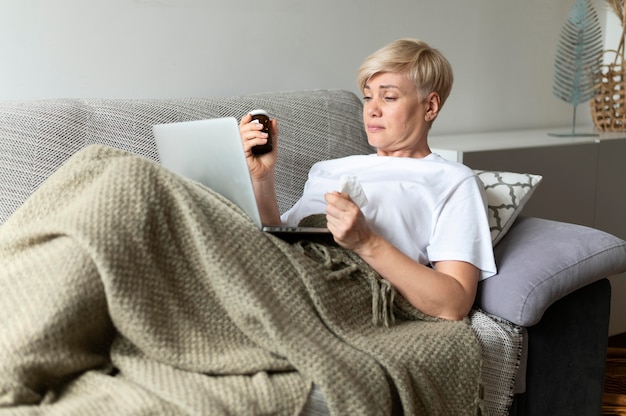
(477, 216), (626, 327)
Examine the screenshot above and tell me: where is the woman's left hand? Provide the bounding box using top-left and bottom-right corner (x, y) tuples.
(324, 191), (375, 251)
(326, 191), (478, 321)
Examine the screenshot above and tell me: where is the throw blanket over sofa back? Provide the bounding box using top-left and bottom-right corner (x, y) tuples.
(0, 89), (372, 226)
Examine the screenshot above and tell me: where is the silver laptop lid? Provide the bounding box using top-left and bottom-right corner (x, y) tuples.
(152, 117), (263, 229)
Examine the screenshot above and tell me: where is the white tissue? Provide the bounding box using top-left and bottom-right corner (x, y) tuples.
(338, 175), (368, 208)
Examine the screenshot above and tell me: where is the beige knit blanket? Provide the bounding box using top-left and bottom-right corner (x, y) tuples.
(0, 145), (483, 415)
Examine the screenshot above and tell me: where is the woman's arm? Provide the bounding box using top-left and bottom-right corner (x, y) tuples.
(324, 191), (479, 321)
(353, 235), (479, 321)
(251, 172), (281, 226)
(239, 114), (282, 226)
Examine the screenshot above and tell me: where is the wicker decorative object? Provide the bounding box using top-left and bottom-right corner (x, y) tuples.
(602, 347), (626, 415)
(591, 0), (626, 132)
(591, 44), (626, 131)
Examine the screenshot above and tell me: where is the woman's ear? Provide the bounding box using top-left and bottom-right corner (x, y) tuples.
(425, 92), (441, 121)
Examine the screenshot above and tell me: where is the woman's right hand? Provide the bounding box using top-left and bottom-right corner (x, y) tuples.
(239, 113), (278, 181)
(239, 113), (282, 226)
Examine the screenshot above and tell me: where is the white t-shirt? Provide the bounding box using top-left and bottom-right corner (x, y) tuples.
(281, 153), (497, 280)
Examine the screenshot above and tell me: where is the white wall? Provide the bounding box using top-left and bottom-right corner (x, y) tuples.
(0, 0), (608, 135)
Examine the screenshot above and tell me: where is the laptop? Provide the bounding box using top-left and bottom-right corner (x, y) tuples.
(152, 117), (333, 243)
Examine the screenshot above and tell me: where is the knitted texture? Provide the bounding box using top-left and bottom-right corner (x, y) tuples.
(0, 146), (483, 415)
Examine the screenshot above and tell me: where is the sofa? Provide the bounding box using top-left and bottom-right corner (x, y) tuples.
(0, 89), (625, 415)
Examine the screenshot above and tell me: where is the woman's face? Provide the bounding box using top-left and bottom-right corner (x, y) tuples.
(362, 72), (437, 158)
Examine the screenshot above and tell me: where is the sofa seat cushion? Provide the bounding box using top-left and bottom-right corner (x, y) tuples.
(477, 216), (626, 327)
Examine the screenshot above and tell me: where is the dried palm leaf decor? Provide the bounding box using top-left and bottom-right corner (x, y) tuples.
(552, 0), (603, 137)
(590, 0), (626, 131)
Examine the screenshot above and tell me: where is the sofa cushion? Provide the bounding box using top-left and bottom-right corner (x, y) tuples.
(477, 216), (626, 326)
(474, 170), (542, 246)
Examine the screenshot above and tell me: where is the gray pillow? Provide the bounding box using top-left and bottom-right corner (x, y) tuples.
(477, 216), (626, 326)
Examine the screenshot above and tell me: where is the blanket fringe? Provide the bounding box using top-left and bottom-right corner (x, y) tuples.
(294, 240), (397, 327)
(296, 241), (359, 280)
(476, 386), (487, 416)
(371, 278), (395, 327)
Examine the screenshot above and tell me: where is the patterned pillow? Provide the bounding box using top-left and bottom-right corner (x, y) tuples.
(474, 170), (543, 246)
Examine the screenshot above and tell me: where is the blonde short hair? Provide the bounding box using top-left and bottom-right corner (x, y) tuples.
(357, 38), (454, 107)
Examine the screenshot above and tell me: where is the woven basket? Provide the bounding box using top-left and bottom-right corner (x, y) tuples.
(591, 20), (626, 132)
(591, 47), (626, 132)
(602, 347), (626, 416)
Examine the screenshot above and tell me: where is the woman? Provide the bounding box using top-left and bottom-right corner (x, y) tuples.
(0, 39), (494, 415)
(240, 38), (495, 321)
